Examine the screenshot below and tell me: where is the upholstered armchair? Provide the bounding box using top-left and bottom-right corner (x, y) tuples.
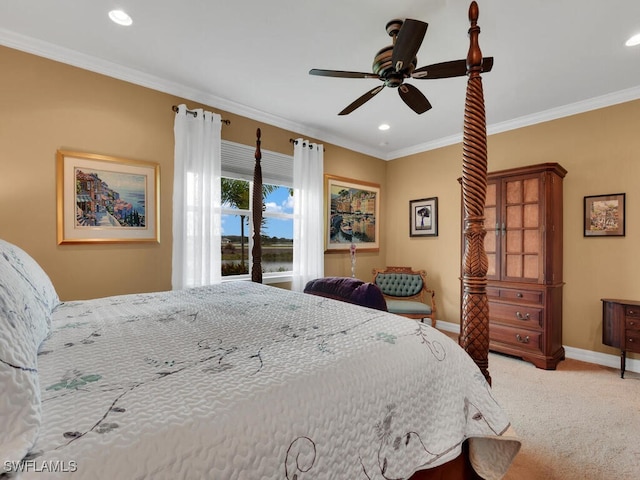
(372, 267), (437, 326)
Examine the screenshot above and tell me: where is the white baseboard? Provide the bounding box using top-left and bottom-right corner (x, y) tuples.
(435, 320), (640, 375)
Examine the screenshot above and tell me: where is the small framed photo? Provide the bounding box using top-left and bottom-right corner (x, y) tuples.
(584, 193), (625, 237)
(56, 150), (160, 244)
(410, 197), (438, 237)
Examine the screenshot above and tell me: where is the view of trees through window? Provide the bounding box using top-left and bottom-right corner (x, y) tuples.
(221, 178), (293, 277)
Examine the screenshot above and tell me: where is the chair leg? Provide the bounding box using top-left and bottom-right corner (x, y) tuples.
(420, 316), (436, 328)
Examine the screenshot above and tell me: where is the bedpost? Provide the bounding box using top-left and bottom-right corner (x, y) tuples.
(460, 1), (491, 384)
(251, 128), (263, 283)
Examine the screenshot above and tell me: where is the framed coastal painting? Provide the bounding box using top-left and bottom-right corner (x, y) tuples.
(324, 174), (380, 252)
(56, 150), (160, 244)
(584, 193), (625, 237)
(410, 197), (438, 237)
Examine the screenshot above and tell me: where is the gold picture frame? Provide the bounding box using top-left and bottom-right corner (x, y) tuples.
(56, 150), (160, 244)
(324, 174), (380, 252)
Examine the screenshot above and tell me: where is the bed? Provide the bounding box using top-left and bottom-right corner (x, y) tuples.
(1, 2), (517, 478)
(0, 238), (518, 479)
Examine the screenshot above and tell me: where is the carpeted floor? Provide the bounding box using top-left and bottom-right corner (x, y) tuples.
(487, 351), (640, 480)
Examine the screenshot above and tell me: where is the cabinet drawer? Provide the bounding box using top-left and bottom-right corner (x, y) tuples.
(498, 288), (543, 304)
(489, 301), (543, 329)
(491, 324), (543, 353)
(486, 287), (500, 299)
(626, 317), (640, 332)
(486, 287), (542, 304)
(625, 329), (640, 354)
(626, 306), (640, 318)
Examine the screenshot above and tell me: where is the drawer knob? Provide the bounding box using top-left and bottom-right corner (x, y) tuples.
(631, 321), (636, 327)
(629, 338), (634, 343)
(630, 310), (636, 315)
(516, 334), (530, 344)
(516, 311), (530, 321)
(516, 293), (523, 298)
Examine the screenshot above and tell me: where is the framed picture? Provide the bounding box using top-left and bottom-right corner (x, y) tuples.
(325, 174), (380, 252)
(56, 150), (160, 244)
(410, 197), (438, 237)
(584, 193), (625, 237)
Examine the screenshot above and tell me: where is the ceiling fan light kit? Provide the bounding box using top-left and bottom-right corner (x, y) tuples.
(309, 16), (493, 115)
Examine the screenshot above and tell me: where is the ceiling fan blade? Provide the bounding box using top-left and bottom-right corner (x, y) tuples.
(391, 19), (428, 73)
(398, 83), (432, 114)
(412, 56), (494, 79)
(338, 85), (385, 115)
(309, 68), (380, 79)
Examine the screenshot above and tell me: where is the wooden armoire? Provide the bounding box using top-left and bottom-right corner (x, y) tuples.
(461, 163), (567, 369)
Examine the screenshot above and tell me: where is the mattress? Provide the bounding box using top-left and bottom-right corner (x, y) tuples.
(10, 281), (519, 479)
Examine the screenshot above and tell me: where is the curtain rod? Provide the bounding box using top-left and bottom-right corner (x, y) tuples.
(289, 138), (324, 151)
(171, 105), (230, 125)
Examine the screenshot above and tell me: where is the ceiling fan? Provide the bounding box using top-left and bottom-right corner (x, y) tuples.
(309, 18), (493, 115)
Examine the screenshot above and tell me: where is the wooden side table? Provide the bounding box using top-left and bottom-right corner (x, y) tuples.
(602, 299), (640, 378)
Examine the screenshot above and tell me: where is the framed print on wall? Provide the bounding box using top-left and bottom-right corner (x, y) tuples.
(56, 150), (160, 244)
(410, 197), (438, 237)
(584, 193), (625, 237)
(325, 174), (380, 252)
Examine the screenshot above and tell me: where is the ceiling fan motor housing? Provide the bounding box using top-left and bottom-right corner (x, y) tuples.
(373, 45), (416, 87)
(385, 19), (403, 37)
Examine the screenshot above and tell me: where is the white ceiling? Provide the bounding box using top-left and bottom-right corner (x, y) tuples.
(1, 0), (639, 160)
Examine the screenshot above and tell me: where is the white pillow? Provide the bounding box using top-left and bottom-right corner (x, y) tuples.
(0, 239), (59, 464)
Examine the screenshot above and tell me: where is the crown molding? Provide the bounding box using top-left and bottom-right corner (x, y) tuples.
(386, 85), (640, 161)
(0, 29), (383, 159)
(3, 28), (639, 163)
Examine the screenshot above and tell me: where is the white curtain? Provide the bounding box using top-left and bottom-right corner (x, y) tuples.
(172, 104), (222, 289)
(292, 138), (324, 291)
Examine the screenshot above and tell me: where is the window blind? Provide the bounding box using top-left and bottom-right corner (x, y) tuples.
(221, 140), (293, 186)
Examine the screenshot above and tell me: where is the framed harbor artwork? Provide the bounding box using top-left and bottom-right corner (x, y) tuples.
(410, 197), (438, 237)
(584, 193), (625, 237)
(56, 150), (160, 244)
(324, 174), (380, 252)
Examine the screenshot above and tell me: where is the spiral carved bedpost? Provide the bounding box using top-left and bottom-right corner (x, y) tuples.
(251, 128), (263, 283)
(460, 1), (491, 384)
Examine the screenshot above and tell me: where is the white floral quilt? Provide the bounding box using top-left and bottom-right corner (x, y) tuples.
(7, 282), (519, 479)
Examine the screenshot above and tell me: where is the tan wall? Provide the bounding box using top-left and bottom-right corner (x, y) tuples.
(0, 46), (384, 300)
(3, 44), (638, 359)
(386, 99), (640, 357)
(323, 147), (388, 280)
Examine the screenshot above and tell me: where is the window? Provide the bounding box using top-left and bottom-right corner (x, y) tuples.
(221, 141), (294, 281)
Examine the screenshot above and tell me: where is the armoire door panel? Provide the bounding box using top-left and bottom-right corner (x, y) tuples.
(506, 180), (522, 203)
(505, 254), (523, 278)
(524, 230), (540, 253)
(524, 204), (539, 227)
(523, 178), (539, 202)
(523, 255), (539, 279)
(506, 230), (522, 253)
(486, 254), (496, 276)
(506, 205), (523, 227)
(485, 205), (497, 228)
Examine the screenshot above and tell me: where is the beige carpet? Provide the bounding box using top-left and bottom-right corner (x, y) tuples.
(487, 352), (640, 480)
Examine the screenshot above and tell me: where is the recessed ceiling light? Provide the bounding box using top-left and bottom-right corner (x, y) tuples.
(109, 10), (133, 26)
(378, 123), (390, 131)
(625, 33), (640, 47)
